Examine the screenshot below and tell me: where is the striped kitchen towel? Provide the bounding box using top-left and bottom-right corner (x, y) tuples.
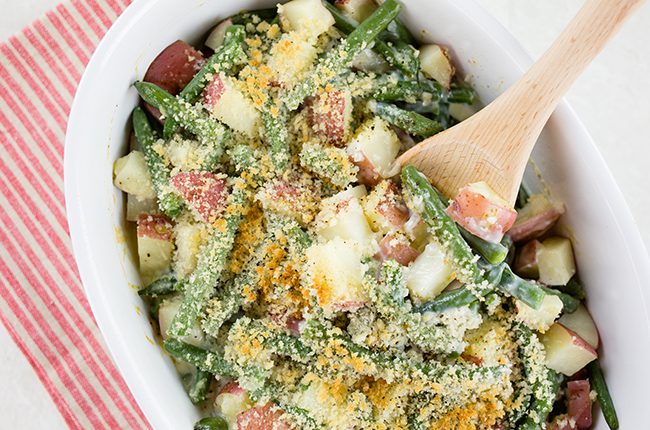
(0, 0), (151, 428)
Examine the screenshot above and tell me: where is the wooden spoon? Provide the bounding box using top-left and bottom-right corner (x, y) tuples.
(398, 0), (644, 206)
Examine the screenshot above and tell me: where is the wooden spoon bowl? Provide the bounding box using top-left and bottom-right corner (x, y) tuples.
(398, 0), (644, 206)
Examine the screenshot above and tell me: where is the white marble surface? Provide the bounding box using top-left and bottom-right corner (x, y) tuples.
(1, 0), (649, 428)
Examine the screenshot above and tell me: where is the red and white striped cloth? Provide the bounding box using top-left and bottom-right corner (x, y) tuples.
(0, 0), (152, 428)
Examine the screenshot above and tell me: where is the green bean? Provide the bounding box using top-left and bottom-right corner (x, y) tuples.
(188, 368), (212, 404)
(371, 79), (442, 103)
(459, 226), (509, 265)
(370, 101), (443, 137)
(541, 286), (580, 313)
(588, 360), (619, 429)
(134, 82), (230, 154)
(401, 165), (483, 286)
(447, 84), (476, 105)
(138, 273), (182, 298)
(386, 19), (416, 46)
(227, 144), (263, 183)
(502, 234), (516, 266)
(193, 416), (228, 430)
(262, 109), (290, 173)
(266, 213), (313, 252)
(132, 107), (184, 217)
(516, 182), (531, 209)
(302, 318), (505, 384)
(163, 338), (235, 377)
(232, 317), (312, 363)
(284, 0), (402, 110)
(518, 368), (559, 430)
(164, 25), (247, 138)
(299, 142), (358, 188)
(498, 266), (546, 310)
(557, 276), (586, 301)
(324, 1), (418, 79)
(510, 323), (560, 429)
(167, 184), (250, 338)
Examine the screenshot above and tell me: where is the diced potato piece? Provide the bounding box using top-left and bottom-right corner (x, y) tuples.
(335, 0), (377, 22)
(126, 194), (158, 222)
(447, 181), (517, 243)
(306, 237), (368, 313)
(205, 19), (233, 51)
(137, 214), (174, 284)
(510, 194), (565, 242)
(257, 179), (320, 225)
(449, 102), (477, 121)
(419, 44), (454, 88)
(347, 117), (400, 185)
(143, 40), (205, 119)
(316, 193), (373, 245)
(558, 304), (599, 349)
(362, 180), (409, 234)
(237, 403), (292, 430)
(113, 151), (156, 200)
(540, 323), (597, 376)
(268, 32), (318, 86)
(376, 233), (420, 266)
(215, 383), (253, 428)
(170, 172), (228, 224)
(330, 185), (368, 202)
(515, 294), (563, 333)
(406, 242), (455, 304)
(307, 89), (353, 146)
(279, 0), (335, 40)
(538, 237), (576, 286)
(204, 73), (260, 137)
(514, 240), (542, 278)
(173, 221), (207, 279)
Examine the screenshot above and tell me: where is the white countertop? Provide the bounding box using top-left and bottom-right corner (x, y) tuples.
(1, 0), (649, 428)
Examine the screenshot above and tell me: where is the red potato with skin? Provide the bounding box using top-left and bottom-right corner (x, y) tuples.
(514, 240), (542, 278)
(363, 181), (410, 234)
(170, 172), (228, 224)
(447, 182), (518, 243)
(376, 233), (421, 266)
(509, 194), (565, 242)
(136, 214), (174, 283)
(137, 214), (173, 241)
(540, 323), (598, 376)
(143, 40), (205, 120)
(567, 379), (593, 429)
(237, 403), (292, 430)
(307, 89), (353, 146)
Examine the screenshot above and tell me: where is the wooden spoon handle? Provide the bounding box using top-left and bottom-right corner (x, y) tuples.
(491, 0), (644, 151)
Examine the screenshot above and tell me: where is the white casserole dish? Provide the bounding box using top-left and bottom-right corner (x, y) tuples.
(64, 0), (650, 428)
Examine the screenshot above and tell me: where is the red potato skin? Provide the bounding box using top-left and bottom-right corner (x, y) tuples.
(219, 381), (246, 396)
(143, 40), (205, 120)
(567, 379), (593, 429)
(377, 182), (410, 228)
(307, 90), (351, 146)
(447, 186), (517, 243)
(136, 214), (173, 240)
(375, 234), (420, 266)
(352, 153), (382, 186)
(169, 172), (228, 223)
(514, 240), (542, 278)
(237, 403), (292, 430)
(203, 73), (226, 111)
(508, 207), (563, 243)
